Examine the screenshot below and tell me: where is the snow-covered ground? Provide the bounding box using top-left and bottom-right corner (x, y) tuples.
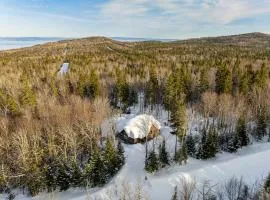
(2, 105), (270, 200)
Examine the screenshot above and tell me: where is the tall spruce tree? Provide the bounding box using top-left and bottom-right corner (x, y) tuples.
(236, 116), (249, 147)
(256, 113), (267, 141)
(158, 140), (170, 167)
(199, 68), (209, 94)
(56, 160), (72, 192)
(104, 138), (118, 177)
(116, 141), (125, 168)
(77, 70), (100, 99)
(19, 80), (37, 107)
(145, 67), (159, 106)
(171, 186), (178, 200)
(145, 149), (159, 173)
(179, 141), (188, 165)
(185, 134), (196, 157)
(215, 65), (232, 94)
(70, 159), (82, 187)
(225, 132), (239, 153)
(84, 145), (106, 187)
(264, 173), (270, 194)
(0, 89), (20, 116)
(200, 126), (218, 159)
(44, 156), (60, 192)
(174, 98), (187, 158)
(255, 63), (268, 90)
(239, 72), (249, 95)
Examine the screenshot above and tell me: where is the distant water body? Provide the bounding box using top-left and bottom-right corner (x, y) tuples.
(0, 37), (64, 51)
(0, 37), (175, 51)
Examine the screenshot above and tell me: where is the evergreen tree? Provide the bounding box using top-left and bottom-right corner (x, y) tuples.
(179, 142), (188, 165)
(116, 141), (125, 168)
(264, 173), (270, 194)
(44, 156), (60, 192)
(104, 138), (118, 177)
(56, 160), (72, 192)
(77, 70), (100, 99)
(171, 186), (178, 200)
(199, 68), (209, 94)
(173, 98), (187, 158)
(185, 134), (196, 157)
(70, 160), (82, 187)
(115, 69), (131, 109)
(26, 164), (46, 196)
(215, 65), (232, 94)
(255, 63), (268, 89)
(128, 88), (138, 107)
(236, 116), (249, 147)
(84, 145), (106, 187)
(19, 81), (37, 107)
(256, 113), (267, 141)
(145, 149), (159, 173)
(225, 132), (239, 153)
(158, 140), (169, 167)
(0, 89), (20, 116)
(145, 67), (159, 106)
(0, 166), (8, 193)
(200, 126), (218, 159)
(232, 62), (240, 95)
(239, 72), (249, 95)
(165, 72), (176, 112)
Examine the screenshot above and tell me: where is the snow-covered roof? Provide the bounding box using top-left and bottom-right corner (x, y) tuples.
(59, 63), (69, 75)
(116, 114), (161, 139)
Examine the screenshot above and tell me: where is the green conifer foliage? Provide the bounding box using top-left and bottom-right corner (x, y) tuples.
(56, 160), (72, 192)
(236, 116), (249, 147)
(158, 140), (170, 167)
(77, 70), (100, 99)
(239, 72), (249, 95)
(265, 173), (270, 194)
(145, 149), (159, 173)
(116, 142), (125, 168)
(215, 65), (232, 94)
(84, 146), (106, 187)
(19, 81), (37, 107)
(199, 68), (209, 94)
(0, 166), (8, 193)
(104, 138), (118, 177)
(179, 142), (188, 165)
(145, 68), (159, 106)
(256, 113), (267, 141)
(255, 63), (268, 89)
(0, 89), (20, 116)
(44, 156), (60, 192)
(200, 126), (218, 159)
(186, 134), (196, 157)
(171, 186), (178, 200)
(70, 160), (82, 187)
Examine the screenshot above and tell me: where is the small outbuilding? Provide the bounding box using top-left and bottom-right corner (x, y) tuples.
(116, 114), (161, 144)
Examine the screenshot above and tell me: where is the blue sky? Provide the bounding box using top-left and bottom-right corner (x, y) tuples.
(1, 0), (270, 39)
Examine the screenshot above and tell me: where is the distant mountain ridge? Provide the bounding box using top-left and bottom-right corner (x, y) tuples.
(178, 32), (270, 47)
(1, 32), (270, 51)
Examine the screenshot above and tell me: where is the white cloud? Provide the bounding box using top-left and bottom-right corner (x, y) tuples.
(100, 0), (270, 25)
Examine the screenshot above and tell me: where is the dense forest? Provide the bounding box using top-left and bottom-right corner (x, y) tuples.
(1, 33), (270, 197)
